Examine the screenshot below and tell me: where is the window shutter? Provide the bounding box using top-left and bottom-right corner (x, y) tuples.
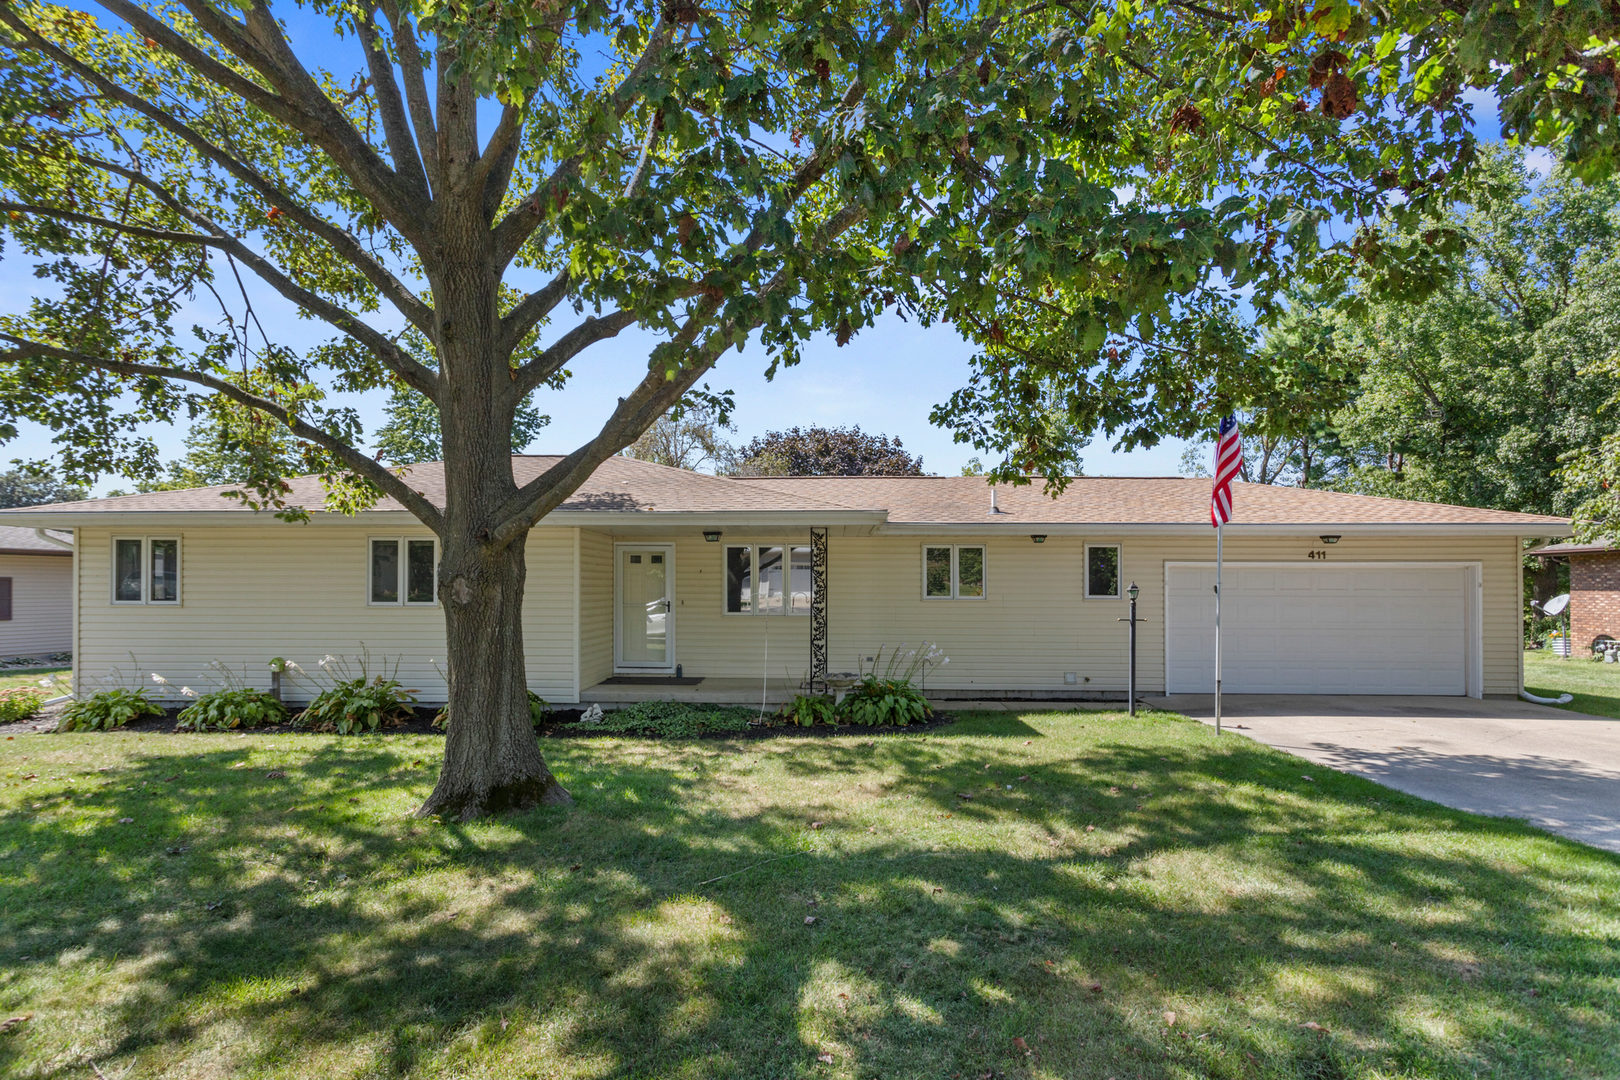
(0, 577), (13, 621)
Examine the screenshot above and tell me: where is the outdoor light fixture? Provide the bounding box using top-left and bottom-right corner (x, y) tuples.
(1319, 534), (1341, 545)
(1128, 582), (1140, 602)
(1030, 534), (1047, 544)
(703, 530), (722, 543)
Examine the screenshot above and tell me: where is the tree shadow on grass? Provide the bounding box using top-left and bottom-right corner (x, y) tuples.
(0, 719), (1617, 1079)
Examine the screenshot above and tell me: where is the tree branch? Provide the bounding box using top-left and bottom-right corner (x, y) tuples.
(74, 156), (440, 399)
(0, 334), (446, 533)
(0, 9), (438, 342)
(511, 308), (640, 397)
(377, 0), (441, 197)
(355, 6), (431, 200)
(491, 18), (676, 265)
(0, 201), (221, 247)
(89, 0), (428, 240)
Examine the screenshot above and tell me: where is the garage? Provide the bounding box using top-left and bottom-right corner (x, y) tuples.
(1164, 562), (1480, 696)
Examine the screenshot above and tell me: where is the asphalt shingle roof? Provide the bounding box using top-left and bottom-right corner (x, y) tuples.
(0, 457), (1571, 530)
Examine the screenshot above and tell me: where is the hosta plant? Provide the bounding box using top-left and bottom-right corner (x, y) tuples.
(295, 677), (417, 735)
(837, 678), (932, 727)
(434, 691), (550, 732)
(176, 688), (288, 732)
(59, 688), (164, 732)
(779, 694), (836, 727)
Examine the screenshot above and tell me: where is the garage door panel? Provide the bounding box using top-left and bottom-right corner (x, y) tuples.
(1166, 564), (1470, 695)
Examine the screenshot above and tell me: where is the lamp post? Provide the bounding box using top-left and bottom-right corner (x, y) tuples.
(1118, 582), (1141, 717)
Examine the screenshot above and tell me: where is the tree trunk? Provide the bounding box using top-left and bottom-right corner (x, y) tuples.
(418, 530), (572, 819)
(415, 189), (570, 820)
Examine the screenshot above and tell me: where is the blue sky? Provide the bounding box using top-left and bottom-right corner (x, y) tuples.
(0, 14), (1537, 493)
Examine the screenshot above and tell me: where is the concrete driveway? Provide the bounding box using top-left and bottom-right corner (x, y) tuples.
(1145, 694), (1620, 853)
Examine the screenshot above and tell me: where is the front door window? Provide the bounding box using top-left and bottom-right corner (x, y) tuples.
(619, 548), (671, 668)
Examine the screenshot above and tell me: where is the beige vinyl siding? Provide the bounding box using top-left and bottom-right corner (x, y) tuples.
(577, 530), (614, 692)
(582, 531), (1522, 696)
(74, 525), (578, 703)
(0, 553), (72, 656)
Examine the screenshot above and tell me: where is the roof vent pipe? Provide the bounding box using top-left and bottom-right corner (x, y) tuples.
(989, 484), (999, 515)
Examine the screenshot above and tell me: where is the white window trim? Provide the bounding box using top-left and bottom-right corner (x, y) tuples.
(922, 543), (987, 601)
(1084, 543), (1123, 599)
(367, 536), (440, 607)
(721, 541), (814, 616)
(111, 536), (182, 606)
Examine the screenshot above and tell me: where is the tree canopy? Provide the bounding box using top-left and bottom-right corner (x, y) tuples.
(621, 401), (733, 471)
(0, 465), (85, 508)
(1, 0), (1616, 816)
(1193, 149), (1620, 519)
(728, 425), (923, 476)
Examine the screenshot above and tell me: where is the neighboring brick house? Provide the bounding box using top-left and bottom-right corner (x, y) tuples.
(1530, 541), (1620, 653)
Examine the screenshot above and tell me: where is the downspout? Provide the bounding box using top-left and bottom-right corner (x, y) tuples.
(1521, 688), (1574, 706)
(34, 528), (72, 551)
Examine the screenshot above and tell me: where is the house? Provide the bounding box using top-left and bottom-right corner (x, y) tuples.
(0, 526), (74, 659)
(0, 456), (1569, 704)
(1528, 539), (1620, 654)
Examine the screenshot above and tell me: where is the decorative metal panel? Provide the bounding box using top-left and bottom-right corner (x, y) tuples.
(810, 527), (828, 692)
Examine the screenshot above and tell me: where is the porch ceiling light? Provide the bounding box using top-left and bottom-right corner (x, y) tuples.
(1030, 534), (1047, 544)
(1319, 534), (1341, 544)
(703, 530), (722, 543)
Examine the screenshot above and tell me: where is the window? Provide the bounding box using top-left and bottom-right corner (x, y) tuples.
(725, 543), (813, 615)
(924, 545), (986, 600)
(370, 538), (438, 605)
(112, 537), (181, 605)
(1086, 544), (1121, 598)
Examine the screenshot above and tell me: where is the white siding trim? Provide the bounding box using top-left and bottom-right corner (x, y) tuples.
(571, 527), (581, 703)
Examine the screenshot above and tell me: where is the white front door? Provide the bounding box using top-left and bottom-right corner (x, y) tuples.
(1165, 563), (1478, 695)
(616, 545), (674, 671)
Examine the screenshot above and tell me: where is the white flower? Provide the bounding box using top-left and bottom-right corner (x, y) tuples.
(180, 686), (198, 698)
(283, 660), (303, 673)
(150, 673), (169, 685)
(318, 654), (337, 668)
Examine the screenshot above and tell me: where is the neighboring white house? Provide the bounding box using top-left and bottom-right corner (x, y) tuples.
(0, 456), (1569, 703)
(0, 526), (73, 658)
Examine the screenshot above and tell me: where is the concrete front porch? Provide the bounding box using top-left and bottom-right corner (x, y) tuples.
(580, 677), (796, 706)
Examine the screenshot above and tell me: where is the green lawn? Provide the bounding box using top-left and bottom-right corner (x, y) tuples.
(0, 667), (67, 695)
(2, 713), (1616, 1080)
(1524, 649), (1620, 719)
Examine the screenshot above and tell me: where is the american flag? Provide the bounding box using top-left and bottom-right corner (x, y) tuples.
(1210, 415), (1241, 527)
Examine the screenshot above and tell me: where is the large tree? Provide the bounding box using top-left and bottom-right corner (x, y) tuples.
(0, 0), (1615, 816)
(729, 425), (923, 476)
(0, 465), (85, 508)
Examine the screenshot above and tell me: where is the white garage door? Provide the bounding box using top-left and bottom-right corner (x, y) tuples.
(1165, 564), (1472, 695)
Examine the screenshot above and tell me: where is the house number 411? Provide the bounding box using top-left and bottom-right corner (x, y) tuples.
(1306, 549), (1329, 560)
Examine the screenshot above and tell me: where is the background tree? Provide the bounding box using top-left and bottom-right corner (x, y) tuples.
(375, 385), (550, 467)
(621, 400), (733, 471)
(1, 0), (1615, 817)
(0, 465), (85, 508)
(728, 426), (924, 476)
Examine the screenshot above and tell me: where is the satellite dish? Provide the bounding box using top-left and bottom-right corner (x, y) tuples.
(1542, 593), (1571, 617)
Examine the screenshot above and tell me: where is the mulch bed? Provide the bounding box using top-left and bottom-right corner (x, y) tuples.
(2, 703), (957, 740)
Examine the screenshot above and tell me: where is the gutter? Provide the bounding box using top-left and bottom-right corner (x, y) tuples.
(33, 528), (73, 551)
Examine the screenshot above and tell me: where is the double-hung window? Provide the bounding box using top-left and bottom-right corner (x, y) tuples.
(1085, 544), (1121, 599)
(923, 545), (986, 600)
(725, 543), (813, 615)
(369, 537), (438, 606)
(112, 537), (181, 604)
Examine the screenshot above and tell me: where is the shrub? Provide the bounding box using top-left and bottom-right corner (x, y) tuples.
(836, 677), (931, 727)
(294, 677), (417, 735)
(577, 700), (756, 738)
(432, 690), (551, 731)
(59, 688), (165, 732)
(0, 687), (45, 723)
(176, 688), (289, 732)
(779, 693), (836, 727)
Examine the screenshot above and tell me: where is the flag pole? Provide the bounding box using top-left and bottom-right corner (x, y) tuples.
(1214, 522), (1223, 735)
